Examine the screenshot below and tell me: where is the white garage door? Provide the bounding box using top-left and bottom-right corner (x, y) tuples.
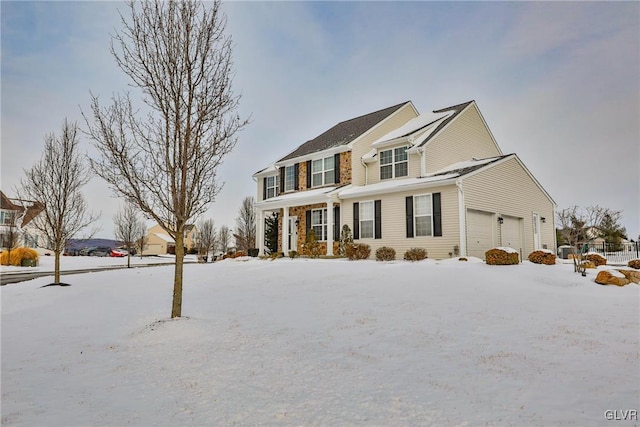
(467, 209), (494, 259)
(501, 215), (522, 253)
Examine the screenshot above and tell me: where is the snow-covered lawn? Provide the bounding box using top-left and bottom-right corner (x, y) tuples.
(2, 258), (638, 426)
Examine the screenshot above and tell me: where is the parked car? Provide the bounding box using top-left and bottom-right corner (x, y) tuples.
(80, 246), (112, 257)
(110, 249), (128, 257)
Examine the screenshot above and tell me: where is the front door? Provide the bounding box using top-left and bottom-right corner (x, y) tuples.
(288, 217), (298, 252)
(532, 213), (541, 250)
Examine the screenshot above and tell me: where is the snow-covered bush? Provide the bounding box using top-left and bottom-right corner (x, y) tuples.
(288, 250), (299, 259)
(585, 253), (606, 266)
(345, 243), (370, 260)
(404, 247), (427, 261)
(458, 257), (468, 262)
(485, 247), (519, 265)
(627, 259), (640, 269)
(528, 250), (556, 265)
(0, 247), (39, 266)
(375, 246), (396, 261)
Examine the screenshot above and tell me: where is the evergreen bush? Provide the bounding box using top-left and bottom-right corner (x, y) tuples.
(404, 247), (427, 261)
(345, 243), (370, 260)
(485, 248), (519, 265)
(528, 250), (556, 265)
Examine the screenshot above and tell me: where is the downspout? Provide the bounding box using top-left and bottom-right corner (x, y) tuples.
(419, 147), (426, 177)
(361, 157), (369, 185)
(456, 179), (467, 257)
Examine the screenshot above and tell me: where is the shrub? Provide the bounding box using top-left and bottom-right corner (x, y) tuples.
(585, 253), (606, 266)
(404, 247), (427, 262)
(528, 250), (556, 265)
(303, 229), (321, 258)
(248, 248), (259, 257)
(458, 257), (468, 262)
(345, 243), (371, 260)
(485, 248), (519, 265)
(375, 246), (396, 261)
(288, 250), (298, 259)
(628, 259), (640, 269)
(0, 247), (39, 267)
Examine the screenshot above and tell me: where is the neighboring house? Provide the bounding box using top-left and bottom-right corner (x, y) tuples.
(253, 100), (556, 260)
(1, 191), (47, 251)
(142, 223), (198, 255)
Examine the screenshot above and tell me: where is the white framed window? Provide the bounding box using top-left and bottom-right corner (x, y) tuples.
(414, 194), (433, 237)
(380, 146), (408, 180)
(312, 156), (335, 187)
(284, 166), (296, 192)
(1, 211), (15, 225)
(359, 201), (374, 239)
(311, 208), (328, 241)
(265, 175), (278, 199)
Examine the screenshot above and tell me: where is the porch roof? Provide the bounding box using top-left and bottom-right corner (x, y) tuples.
(255, 186), (340, 210)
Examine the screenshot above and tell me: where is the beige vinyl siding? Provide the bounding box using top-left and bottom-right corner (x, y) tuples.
(461, 157), (555, 256)
(351, 104), (418, 186)
(342, 184), (460, 259)
(257, 178), (264, 202)
(425, 104), (501, 173)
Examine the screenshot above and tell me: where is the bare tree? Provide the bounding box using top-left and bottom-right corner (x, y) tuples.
(18, 120), (98, 285)
(84, 0), (247, 317)
(556, 205), (622, 249)
(197, 218), (216, 261)
(218, 225), (231, 254)
(234, 196), (256, 252)
(136, 233), (148, 259)
(114, 201), (146, 268)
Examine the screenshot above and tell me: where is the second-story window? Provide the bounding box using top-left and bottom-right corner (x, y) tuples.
(312, 156), (335, 187)
(284, 166), (296, 192)
(380, 146), (408, 180)
(265, 175), (278, 199)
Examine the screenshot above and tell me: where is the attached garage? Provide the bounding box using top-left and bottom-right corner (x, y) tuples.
(466, 209), (495, 259)
(500, 215), (523, 254)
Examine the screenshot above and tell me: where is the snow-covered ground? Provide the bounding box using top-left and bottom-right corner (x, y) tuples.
(2, 258), (638, 426)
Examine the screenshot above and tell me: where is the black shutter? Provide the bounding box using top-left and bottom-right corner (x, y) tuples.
(334, 153), (340, 184)
(433, 192), (442, 237)
(333, 206), (340, 241)
(262, 177), (267, 200)
(294, 163), (300, 190)
(353, 202), (360, 240)
(279, 167), (285, 194)
(374, 200), (382, 239)
(406, 196), (414, 238)
(306, 210), (312, 235)
(306, 160), (312, 188)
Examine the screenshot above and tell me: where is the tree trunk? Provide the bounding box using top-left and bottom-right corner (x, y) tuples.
(54, 250), (61, 284)
(171, 232), (185, 318)
(127, 253), (131, 268)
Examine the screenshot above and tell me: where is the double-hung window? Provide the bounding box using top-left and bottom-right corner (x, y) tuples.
(284, 166), (296, 192)
(380, 146), (408, 180)
(312, 156), (335, 187)
(359, 201), (374, 239)
(265, 175), (278, 199)
(311, 208), (327, 241)
(414, 194), (433, 237)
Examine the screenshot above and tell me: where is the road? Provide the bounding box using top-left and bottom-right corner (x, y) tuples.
(0, 262), (183, 286)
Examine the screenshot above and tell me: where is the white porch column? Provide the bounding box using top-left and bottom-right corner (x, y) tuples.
(257, 209), (265, 256)
(282, 207), (289, 256)
(326, 201), (334, 256)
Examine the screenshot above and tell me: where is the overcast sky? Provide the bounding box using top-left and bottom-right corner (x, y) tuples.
(2, 1), (638, 241)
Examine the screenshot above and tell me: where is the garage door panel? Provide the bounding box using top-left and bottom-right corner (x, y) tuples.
(467, 209), (494, 259)
(501, 216), (522, 252)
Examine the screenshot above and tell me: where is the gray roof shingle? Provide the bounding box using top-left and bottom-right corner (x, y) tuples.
(278, 101), (409, 162)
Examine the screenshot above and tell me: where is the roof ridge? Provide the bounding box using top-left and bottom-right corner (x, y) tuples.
(433, 100), (474, 114)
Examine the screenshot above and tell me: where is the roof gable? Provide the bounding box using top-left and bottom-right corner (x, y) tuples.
(278, 102), (409, 162)
(416, 100), (474, 148)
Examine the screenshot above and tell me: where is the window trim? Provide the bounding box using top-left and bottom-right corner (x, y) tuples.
(284, 165), (296, 192)
(379, 146), (409, 180)
(311, 208), (328, 241)
(311, 156), (335, 188)
(265, 175), (279, 199)
(359, 201), (375, 239)
(414, 193), (433, 237)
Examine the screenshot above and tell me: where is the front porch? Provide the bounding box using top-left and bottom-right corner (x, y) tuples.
(255, 187), (341, 257)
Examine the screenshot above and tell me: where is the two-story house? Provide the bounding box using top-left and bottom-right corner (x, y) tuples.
(1, 191), (46, 251)
(253, 100), (556, 260)
(143, 223), (198, 255)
